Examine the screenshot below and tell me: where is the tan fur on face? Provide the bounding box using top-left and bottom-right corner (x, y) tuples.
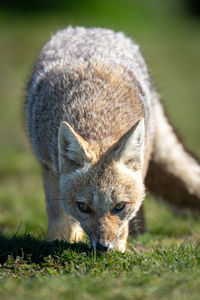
(99, 213), (122, 242)
(59, 154), (145, 250)
(85, 212), (122, 245)
(81, 211), (129, 252)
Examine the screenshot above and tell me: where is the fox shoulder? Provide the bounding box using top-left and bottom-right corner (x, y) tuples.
(26, 27), (154, 173)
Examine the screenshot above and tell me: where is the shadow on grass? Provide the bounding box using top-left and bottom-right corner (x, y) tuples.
(0, 233), (92, 264)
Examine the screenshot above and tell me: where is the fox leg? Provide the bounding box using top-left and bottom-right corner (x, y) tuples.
(41, 164), (84, 242)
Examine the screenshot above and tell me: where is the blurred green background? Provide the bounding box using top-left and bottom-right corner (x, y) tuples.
(0, 0), (199, 236)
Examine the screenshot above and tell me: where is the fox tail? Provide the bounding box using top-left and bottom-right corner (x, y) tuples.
(146, 96), (200, 213)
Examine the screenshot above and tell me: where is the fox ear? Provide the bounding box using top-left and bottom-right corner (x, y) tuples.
(58, 121), (91, 171)
(113, 119), (145, 170)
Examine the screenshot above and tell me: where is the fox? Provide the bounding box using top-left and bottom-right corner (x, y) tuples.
(25, 26), (200, 252)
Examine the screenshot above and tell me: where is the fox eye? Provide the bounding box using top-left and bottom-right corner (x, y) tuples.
(77, 202), (92, 214)
(113, 202), (126, 213)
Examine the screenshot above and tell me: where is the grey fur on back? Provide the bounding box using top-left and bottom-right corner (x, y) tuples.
(26, 26), (154, 172)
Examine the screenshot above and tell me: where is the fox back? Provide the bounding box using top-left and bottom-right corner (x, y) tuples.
(26, 27), (154, 171)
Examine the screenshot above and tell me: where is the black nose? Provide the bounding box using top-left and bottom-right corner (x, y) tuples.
(96, 242), (109, 252)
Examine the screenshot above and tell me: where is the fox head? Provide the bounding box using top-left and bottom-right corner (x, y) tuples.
(58, 120), (145, 252)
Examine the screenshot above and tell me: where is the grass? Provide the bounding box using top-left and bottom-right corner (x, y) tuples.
(0, 0), (200, 299)
(0, 232), (200, 299)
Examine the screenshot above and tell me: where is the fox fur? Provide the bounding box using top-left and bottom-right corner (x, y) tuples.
(26, 26), (200, 252)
